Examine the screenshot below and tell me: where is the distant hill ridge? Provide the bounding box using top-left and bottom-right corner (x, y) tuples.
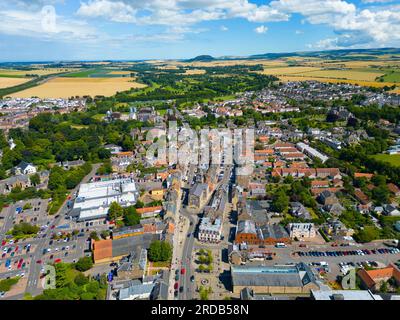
(185, 48), (400, 62)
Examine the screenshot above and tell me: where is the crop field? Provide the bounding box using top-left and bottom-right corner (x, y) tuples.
(184, 69), (206, 75)
(0, 77), (33, 88)
(260, 66), (321, 75)
(296, 69), (385, 81)
(0, 68), (77, 77)
(278, 75), (398, 88)
(8, 77), (147, 98)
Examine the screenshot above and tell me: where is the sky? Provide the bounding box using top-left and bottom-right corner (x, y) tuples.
(0, 0), (400, 61)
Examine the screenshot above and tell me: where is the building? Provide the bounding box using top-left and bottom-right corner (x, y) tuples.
(118, 280), (155, 300)
(12, 161), (37, 175)
(93, 233), (158, 264)
(357, 264), (400, 292)
(198, 217), (222, 243)
(235, 219), (290, 246)
(231, 263), (319, 294)
(296, 142), (329, 163)
(188, 183), (208, 208)
(311, 289), (382, 300)
(287, 223), (316, 239)
(69, 177), (139, 222)
(318, 190), (339, 206)
(104, 144), (123, 154)
(290, 202), (311, 219)
(136, 206), (163, 218)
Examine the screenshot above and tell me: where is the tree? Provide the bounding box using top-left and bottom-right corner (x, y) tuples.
(148, 240), (172, 262)
(108, 202), (124, 221)
(271, 189), (289, 213)
(29, 173), (41, 186)
(90, 231), (99, 241)
(123, 206), (140, 226)
(74, 273), (89, 286)
(100, 230), (110, 239)
(75, 257), (93, 272)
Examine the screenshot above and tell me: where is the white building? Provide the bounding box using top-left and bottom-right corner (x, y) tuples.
(69, 177), (139, 221)
(13, 161), (37, 175)
(288, 223), (317, 239)
(198, 217), (223, 243)
(296, 142), (329, 163)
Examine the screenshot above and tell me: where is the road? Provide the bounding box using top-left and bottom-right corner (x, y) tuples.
(177, 164), (232, 300)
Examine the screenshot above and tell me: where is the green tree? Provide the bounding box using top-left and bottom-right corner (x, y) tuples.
(74, 257), (93, 272)
(108, 202), (124, 221)
(29, 173), (41, 186)
(271, 188), (289, 213)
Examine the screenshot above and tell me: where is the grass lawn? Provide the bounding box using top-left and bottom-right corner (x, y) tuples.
(92, 114), (105, 121)
(371, 154), (400, 167)
(151, 261), (170, 268)
(308, 207), (319, 219)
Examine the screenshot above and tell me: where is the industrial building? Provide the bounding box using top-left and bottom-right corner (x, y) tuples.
(69, 177), (139, 222)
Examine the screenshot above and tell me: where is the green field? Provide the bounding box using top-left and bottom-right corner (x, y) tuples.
(382, 72), (400, 83)
(63, 68), (131, 78)
(371, 154), (400, 166)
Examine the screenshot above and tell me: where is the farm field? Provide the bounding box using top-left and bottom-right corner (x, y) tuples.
(0, 77), (32, 89)
(0, 68), (77, 77)
(278, 75), (398, 88)
(295, 69), (385, 81)
(260, 66), (321, 75)
(8, 77), (147, 98)
(371, 154), (400, 167)
(184, 69), (206, 75)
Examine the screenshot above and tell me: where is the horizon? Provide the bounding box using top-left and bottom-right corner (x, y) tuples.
(1, 46), (399, 64)
(1, 0), (400, 61)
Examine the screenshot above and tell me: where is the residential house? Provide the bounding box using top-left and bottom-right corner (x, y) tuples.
(12, 161), (37, 175)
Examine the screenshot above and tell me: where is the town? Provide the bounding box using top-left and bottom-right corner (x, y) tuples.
(1, 71), (400, 302)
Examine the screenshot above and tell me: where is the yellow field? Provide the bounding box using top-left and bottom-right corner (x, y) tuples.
(278, 75), (398, 88)
(260, 66), (320, 75)
(298, 69), (385, 81)
(184, 69), (206, 75)
(108, 71), (132, 75)
(0, 77), (32, 88)
(8, 77), (147, 98)
(0, 68), (79, 76)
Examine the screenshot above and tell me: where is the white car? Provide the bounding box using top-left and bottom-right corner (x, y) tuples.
(55, 248), (59, 252)
(65, 246), (69, 250)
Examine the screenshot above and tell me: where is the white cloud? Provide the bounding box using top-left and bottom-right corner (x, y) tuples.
(220, 25), (228, 31)
(77, 0), (137, 23)
(254, 25), (268, 34)
(295, 30), (304, 34)
(0, 9), (98, 41)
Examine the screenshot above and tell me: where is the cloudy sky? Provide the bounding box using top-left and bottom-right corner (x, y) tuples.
(0, 0), (400, 61)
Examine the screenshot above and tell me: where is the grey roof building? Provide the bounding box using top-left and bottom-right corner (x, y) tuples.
(231, 263), (319, 294)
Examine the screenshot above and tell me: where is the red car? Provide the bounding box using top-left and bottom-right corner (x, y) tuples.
(1, 240), (6, 246)
(54, 258), (62, 263)
(180, 268), (186, 275)
(14, 246), (19, 252)
(174, 282), (179, 290)
(36, 260), (42, 264)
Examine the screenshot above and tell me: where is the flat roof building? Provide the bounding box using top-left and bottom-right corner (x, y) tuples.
(231, 263), (319, 294)
(70, 177), (139, 221)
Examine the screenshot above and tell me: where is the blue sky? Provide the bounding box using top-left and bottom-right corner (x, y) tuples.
(0, 0), (399, 61)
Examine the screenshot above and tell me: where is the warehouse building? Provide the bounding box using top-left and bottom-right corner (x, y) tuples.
(69, 177), (139, 222)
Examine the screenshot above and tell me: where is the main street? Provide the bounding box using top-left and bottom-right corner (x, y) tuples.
(177, 164), (232, 300)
